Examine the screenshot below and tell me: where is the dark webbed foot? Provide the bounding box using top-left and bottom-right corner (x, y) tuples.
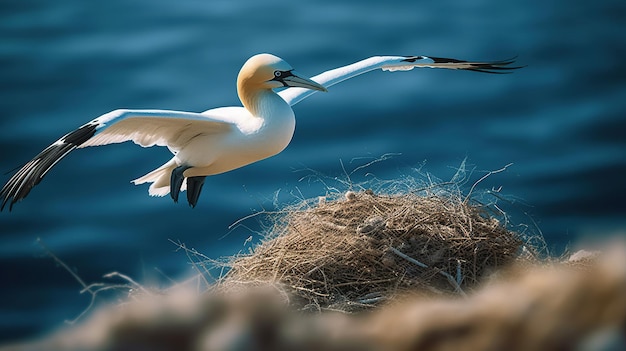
(186, 176), (206, 208)
(170, 165), (191, 203)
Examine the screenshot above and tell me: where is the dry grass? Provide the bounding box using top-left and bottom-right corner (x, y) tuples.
(11, 167), (626, 351)
(221, 188), (523, 312)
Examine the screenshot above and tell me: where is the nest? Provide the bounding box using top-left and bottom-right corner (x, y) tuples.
(222, 189), (523, 312)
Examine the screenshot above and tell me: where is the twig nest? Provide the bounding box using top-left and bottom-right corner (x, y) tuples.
(223, 190), (524, 312)
(357, 216), (386, 235)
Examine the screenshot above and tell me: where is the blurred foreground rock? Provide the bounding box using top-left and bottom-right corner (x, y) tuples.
(5, 244), (626, 351)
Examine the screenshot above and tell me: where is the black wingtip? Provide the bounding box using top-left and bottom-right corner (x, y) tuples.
(0, 123), (97, 212)
(467, 56), (526, 74)
(401, 55), (428, 63)
(0, 194), (12, 212)
(426, 55), (524, 74)
(466, 65), (526, 74)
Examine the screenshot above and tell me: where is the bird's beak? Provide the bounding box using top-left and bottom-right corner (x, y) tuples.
(282, 71), (328, 92)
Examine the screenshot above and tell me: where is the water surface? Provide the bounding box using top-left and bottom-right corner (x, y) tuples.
(1, 0), (625, 343)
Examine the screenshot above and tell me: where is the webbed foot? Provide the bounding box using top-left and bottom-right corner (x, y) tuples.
(170, 165), (191, 203)
(186, 176), (206, 208)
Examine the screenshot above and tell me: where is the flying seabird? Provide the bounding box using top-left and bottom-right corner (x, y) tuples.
(0, 53), (519, 210)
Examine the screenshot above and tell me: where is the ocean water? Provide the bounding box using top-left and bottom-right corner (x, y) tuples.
(1, 0), (625, 343)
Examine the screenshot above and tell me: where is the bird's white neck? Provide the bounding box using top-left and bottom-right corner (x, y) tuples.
(232, 88), (295, 161)
(238, 85), (289, 119)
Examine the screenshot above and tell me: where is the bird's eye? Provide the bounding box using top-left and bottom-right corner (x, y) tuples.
(274, 71), (282, 78)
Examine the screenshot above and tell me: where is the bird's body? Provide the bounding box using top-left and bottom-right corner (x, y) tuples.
(1, 53), (519, 210)
(94, 103), (293, 197)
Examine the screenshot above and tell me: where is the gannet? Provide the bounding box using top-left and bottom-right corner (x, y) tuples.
(0, 53), (519, 210)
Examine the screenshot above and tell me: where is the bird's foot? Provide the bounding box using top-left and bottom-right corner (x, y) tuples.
(186, 176), (206, 208)
(170, 165), (191, 203)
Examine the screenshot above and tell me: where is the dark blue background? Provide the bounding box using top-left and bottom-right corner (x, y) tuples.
(1, 0), (625, 343)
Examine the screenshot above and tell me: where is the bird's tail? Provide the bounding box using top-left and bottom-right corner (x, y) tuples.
(132, 158), (185, 197)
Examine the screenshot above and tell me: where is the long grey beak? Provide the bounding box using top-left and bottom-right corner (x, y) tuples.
(282, 71), (328, 92)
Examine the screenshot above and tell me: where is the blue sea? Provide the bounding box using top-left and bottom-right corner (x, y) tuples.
(1, 0), (625, 344)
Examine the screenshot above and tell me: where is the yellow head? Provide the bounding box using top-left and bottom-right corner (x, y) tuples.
(237, 54), (327, 110)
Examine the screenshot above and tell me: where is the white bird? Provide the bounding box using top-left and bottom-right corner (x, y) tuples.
(0, 53), (519, 210)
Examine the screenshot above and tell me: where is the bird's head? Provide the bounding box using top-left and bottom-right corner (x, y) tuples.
(237, 54), (327, 93)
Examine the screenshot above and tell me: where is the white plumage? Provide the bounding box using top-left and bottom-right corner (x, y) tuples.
(0, 53), (519, 210)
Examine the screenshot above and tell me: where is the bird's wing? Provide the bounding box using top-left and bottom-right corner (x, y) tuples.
(279, 55), (521, 106)
(1, 109), (234, 211)
(79, 109), (235, 149)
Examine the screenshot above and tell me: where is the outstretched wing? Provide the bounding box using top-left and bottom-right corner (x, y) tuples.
(279, 55), (521, 106)
(1, 109), (234, 211)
